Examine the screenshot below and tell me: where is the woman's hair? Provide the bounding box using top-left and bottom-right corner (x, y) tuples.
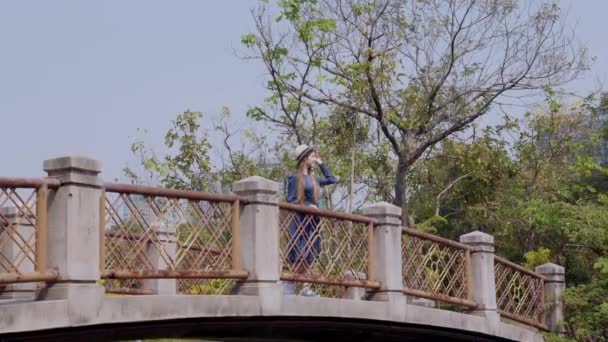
(296, 151), (319, 205)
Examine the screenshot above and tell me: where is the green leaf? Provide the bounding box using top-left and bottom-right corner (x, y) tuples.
(240, 33), (257, 47)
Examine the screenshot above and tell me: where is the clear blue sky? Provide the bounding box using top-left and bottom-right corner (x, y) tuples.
(0, 0), (606, 181)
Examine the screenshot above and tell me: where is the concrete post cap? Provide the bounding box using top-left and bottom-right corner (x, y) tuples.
(459, 231), (494, 245)
(362, 202), (402, 217)
(343, 270), (367, 280)
(43, 156), (102, 173)
(535, 262), (565, 274)
(536, 263), (565, 283)
(43, 156), (103, 187)
(232, 176), (279, 194)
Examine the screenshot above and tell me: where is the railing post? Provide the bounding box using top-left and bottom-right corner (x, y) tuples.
(362, 202), (405, 302)
(460, 231), (500, 325)
(231, 176), (281, 303)
(535, 263), (565, 333)
(41, 156), (104, 316)
(143, 221), (177, 294)
(0, 207), (36, 300)
(343, 270), (367, 300)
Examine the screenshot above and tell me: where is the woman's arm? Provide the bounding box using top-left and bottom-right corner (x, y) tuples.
(317, 163), (338, 186)
(286, 174), (298, 203)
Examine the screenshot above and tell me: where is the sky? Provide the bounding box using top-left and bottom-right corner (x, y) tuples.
(0, 0), (606, 181)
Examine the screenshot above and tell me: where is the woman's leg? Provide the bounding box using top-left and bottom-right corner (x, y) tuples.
(299, 215), (321, 296)
(286, 211), (322, 296)
(284, 213), (307, 295)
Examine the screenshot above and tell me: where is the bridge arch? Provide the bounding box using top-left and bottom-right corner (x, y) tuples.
(2, 295), (540, 341)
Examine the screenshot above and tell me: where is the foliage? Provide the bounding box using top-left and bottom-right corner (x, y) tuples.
(563, 264), (608, 341)
(242, 0), (588, 213)
(125, 110), (213, 191)
(124, 108), (290, 193)
(120, 1), (604, 336)
(524, 247), (552, 270)
(405, 94), (608, 341)
(125, 91), (608, 341)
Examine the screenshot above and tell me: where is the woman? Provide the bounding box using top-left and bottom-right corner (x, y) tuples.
(284, 144), (338, 296)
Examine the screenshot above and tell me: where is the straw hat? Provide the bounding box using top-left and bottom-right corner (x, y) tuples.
(294, 144), (315, 164)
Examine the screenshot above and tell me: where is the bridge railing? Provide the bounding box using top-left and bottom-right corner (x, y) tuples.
(278, 202), (380, 298)
(495, 255), (547, 330)
(401, 227), (476, 309)
(0, 156), (566, 334)
(100, 182), (247, 295)
(0, 177), (59, 285)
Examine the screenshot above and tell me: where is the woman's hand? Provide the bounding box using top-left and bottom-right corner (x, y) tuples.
(309, 204), (319, 210)
(313, 152), (323, 165)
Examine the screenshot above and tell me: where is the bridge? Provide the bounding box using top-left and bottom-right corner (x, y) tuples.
(0, 156), (565, 341)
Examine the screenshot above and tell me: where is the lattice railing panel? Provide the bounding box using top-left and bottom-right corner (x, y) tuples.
(176, 243), (235, 295)
(102, 232), (143, 290)
(402, 229), (472, 306)
(495, 258), (545, 325)
(279, 208), (372, 298)
(0, 187), (39, 275)
(103, 191), (235, 293)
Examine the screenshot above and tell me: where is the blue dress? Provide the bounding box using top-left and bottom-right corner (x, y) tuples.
(286, 164), (337, 265)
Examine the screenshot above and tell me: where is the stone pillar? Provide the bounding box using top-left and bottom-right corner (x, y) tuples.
(0, 207), (36, 300)
(535, 263), (565, 333)
(41, 156), (104, 319)
(460, 231), (499, 324)
(143, 221), (177, 295)
(362, 202), (405, 302)
(343, 270), (366, 300)
(231, 176), (281, 307)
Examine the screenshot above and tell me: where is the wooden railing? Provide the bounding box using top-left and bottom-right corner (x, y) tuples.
(100, 182), (246, 295)
(495, 256), (547, 330)
(0, 175), (551, 333)
(278, 202), (379, 298)
(0, 177), (59, 285)
(401, 227), (476, 308)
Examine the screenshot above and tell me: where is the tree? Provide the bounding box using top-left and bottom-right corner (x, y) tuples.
(406, 94), (608, 341)
(124, 110), (214, 191)
(242, 0), (588, 219)
(406, 126), (516, 236)
(124, 109), (288, 192)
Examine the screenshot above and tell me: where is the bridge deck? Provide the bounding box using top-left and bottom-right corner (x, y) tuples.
(0, 295), (541, 341)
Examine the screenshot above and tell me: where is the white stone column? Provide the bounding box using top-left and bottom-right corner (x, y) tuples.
(362, 202), (406, 302)
(143, 221), (177, 294)
(41, 156), (104, 320)
(0, 207), (36, 300)
(535, 263), (565, 333)
(460, 231), (500, 325)
(343, 270), (366, 300)
(231, 176), (281, 308)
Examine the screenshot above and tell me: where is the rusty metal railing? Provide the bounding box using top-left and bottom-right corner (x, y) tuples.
(495, 256), (548, 331)
(0, 177), (59, 285)
(0, 174), (551, 332)
(401, 228), (476, 308)
(101, 182), (246, 295)
(278, 202), (379, 298)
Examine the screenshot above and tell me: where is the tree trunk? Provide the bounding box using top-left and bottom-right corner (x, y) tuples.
(393, 155), (412, 226)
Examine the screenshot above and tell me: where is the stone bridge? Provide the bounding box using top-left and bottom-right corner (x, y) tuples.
(0, 156), (565, 341)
